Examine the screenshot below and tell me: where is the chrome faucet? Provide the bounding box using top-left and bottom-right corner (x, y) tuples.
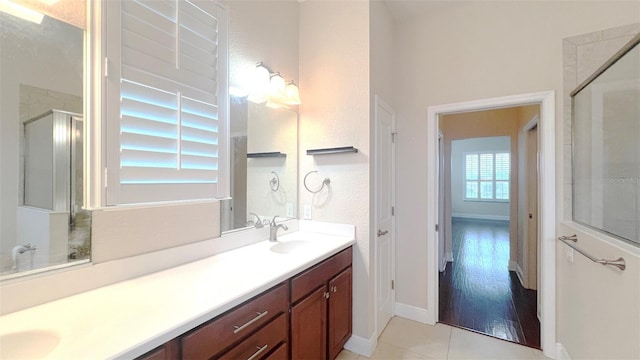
(249, 212), (264, 229)
(269, 216), (288, 242)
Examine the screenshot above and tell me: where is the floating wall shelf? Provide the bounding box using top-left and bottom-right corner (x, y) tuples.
(306, 146), (358, 155)
(247, 152), (287, 158)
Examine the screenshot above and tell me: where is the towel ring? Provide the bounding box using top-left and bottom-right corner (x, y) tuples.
(304, 170), (330, 193)
(269, 171), (280, 192)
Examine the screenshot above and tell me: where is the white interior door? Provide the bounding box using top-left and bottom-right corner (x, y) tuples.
(525, 124), (539, 291)
(375, 96), (395, 336)
(438, 132), (446, 271)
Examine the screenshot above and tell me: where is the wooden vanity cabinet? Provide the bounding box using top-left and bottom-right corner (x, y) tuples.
(181, 282), (289, 360)
(137, 246), (353, 360)
(290, 247), (353, 360)
(137, 339), (180, 360)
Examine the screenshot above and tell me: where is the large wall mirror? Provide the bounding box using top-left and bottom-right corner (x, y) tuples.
(221, 96), (298, 232)
(0, 2), (88, 278)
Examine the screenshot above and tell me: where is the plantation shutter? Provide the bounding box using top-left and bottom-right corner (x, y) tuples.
(105, 0), (228, 205)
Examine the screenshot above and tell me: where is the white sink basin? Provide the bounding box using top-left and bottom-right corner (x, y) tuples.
(270, 240), (313, 254)
(0, 330), (60, 359)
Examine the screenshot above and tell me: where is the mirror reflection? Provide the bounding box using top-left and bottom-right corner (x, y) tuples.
(221, 96), (298, 232)
(0, 8), (88, 277)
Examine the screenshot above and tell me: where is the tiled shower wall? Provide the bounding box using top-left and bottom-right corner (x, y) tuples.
(562, 23), (640, 225)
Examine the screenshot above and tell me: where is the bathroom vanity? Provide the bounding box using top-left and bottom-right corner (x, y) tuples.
(0, 223), (355, 360)
(141, 247), (352, 360)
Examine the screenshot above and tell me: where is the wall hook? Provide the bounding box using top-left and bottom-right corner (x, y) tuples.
(303, 170), (330, 193)
(269, 171), (280, 192)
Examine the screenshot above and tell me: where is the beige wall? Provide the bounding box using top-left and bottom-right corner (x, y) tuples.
(299, 0), (373, 342)
(392, 0), (640, 320)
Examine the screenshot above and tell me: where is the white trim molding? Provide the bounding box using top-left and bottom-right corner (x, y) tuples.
(426, 91), (556, 359)
(452, 213), (510, 221)
(344, 333), (377, 358)
(395, 302), (430, 324)
(514, 262), (526, 288)
(556, 343), (572, 360)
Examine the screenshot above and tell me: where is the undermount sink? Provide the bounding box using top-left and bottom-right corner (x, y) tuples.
(270, 240), (313, 254)
(0, 330), (60, 359)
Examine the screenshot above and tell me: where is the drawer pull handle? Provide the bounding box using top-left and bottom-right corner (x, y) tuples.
(247, 344), (268, 360)
(233, 311), (269, 334)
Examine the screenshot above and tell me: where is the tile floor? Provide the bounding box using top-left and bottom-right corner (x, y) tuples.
(337, 317), (549, 360)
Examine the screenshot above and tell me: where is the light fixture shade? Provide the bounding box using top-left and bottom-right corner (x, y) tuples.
(247, 63), (270, 104)
(268, 72), (286, 103)
(0, 0), (44, 24)
(284, 81), (301, 105)
(265, 101), (282, 109)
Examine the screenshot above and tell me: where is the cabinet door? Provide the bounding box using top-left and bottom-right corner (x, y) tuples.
(291, 286), (327, 360)
(136, 339), (179, 360)
(328, 267), (352, 360)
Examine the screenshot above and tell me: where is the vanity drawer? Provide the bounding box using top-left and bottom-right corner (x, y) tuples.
(264, 342), (287, 360)
(181, 283), (289, 359)
(291, 247), (352, 303)
(218, 314), (287, 360)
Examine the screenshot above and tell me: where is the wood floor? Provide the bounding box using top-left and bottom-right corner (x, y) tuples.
(438, 218), (540, 349)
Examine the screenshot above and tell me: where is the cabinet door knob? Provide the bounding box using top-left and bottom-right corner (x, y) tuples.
(324, 291), (330, 299)
(332, 286), (337, 293)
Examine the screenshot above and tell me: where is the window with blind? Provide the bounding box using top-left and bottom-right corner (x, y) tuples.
(464, 152), (510, 201)
(105, 0), (228, 205)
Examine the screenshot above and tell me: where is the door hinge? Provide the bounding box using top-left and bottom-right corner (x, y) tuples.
(104, 57), (109, 78)
(435, 224), (439, 232)
(391, 132), (397, 143)
(391, 280), (395, 290)
(391, 206), (395, 216)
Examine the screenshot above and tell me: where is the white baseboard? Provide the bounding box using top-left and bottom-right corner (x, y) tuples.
(508, 260), (517, 272)
(439, 256), (447, 272)
(555, 342), (571, 360)
(452, 213), (510, 221)
(395, 302), (431, 324)
(344, 333), (377, 358)
(514, 263), (526, 288)
(446, 251), (453, 262)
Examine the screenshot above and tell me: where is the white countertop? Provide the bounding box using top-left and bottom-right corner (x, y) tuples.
(0, 223), (355, 359)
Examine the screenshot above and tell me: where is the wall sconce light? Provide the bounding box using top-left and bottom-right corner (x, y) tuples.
(247, 62), (271, 104)
(0, 0), (45, 24)
(248, 62), (301, 107)
(284, 81), (301, 105)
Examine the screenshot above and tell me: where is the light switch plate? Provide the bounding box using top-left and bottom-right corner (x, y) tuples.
(286, 203), (294, 217)
(303, 204), (312, 220)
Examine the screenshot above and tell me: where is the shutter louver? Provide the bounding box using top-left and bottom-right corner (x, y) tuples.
(107, 0), (228, 204)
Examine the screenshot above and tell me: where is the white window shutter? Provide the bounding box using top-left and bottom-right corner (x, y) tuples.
(106, 0), (228, 205)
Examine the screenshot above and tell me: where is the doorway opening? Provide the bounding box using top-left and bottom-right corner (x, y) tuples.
(426, 91), (556, 359)
(437, 126), (541, 347)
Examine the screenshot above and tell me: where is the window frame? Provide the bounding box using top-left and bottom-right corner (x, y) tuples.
(463, 151), (510, 202)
